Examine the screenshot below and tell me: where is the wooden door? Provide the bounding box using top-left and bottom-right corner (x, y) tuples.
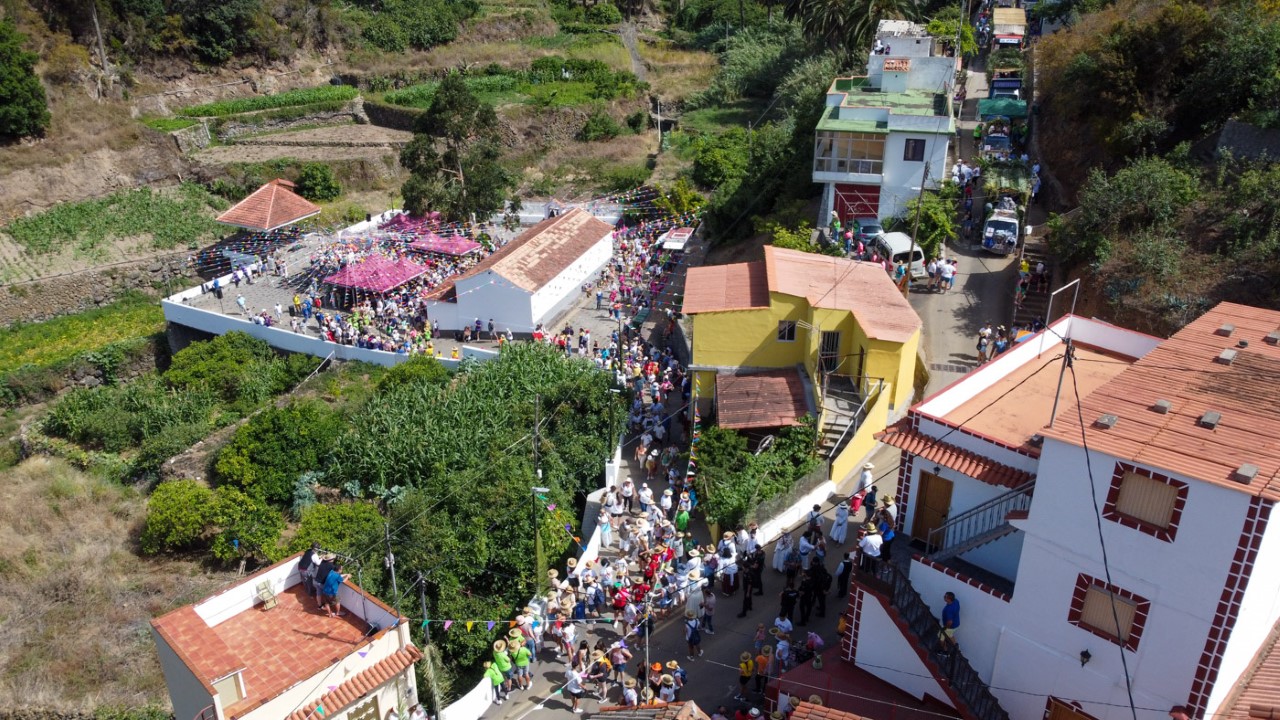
(1047, 700), (1099, 720)
(913, 471), (953, 547)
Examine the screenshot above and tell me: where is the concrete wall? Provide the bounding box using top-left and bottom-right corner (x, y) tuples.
(529, 233), (612, 325)
(152, 628), (215, 720)
(854, 587), (956, 707)
(880, 133), (949, 221)
(0, 252), (195, 327)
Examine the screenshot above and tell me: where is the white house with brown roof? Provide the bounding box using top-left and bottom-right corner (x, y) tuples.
(151, 554), (421, 720)
(843, 303), (1280, 720)
(425, 207), (614, 334)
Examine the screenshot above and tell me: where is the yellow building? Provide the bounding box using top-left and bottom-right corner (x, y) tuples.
(682, 245), (922, 481)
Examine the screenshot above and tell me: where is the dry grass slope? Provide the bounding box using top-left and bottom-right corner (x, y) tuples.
(0, 458), (236, 710)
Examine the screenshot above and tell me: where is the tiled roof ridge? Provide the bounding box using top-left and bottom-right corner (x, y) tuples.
(876, 419), (1036, 488)
(286, 645), (422, 720)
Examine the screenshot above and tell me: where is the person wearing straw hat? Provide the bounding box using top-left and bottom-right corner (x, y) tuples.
(735, 651), (754, 701)
(754, 645), (770, 693)
(658, 673), (677, 702)
(857, 522), (883, 574)
(717, 530), (739, 595)
(586, 649), (612, 701)
(883, 495), (897, 524)
(483, 660), (505, 706)
(493, 639), (514, 695)
(509, 629), (533, 688)
(665, 659), (686, 698)
(622, 677), (639, 706)
(684, 609), (704, 659)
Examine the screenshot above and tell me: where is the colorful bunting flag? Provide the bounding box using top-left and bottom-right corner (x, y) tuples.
(444, 620), (454, 631)
(466, 621), (474, 632)
(315, 704), (326, 717)
(486, 621), (496, 631)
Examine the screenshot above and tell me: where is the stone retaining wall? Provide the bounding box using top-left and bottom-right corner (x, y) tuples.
(0, 253), (196, 327)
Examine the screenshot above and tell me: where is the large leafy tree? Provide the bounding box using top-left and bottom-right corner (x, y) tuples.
(0, 19), (50, 141)
(400, 73), (513, 221)
(783, 0), (913, 54)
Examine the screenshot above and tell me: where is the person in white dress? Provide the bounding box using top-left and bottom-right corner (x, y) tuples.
(829, 501), (850, 544)
(717, 531), (739, 593)
(773, 533), (793, 572)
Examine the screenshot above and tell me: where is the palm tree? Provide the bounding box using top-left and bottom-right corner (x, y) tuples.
(784, 0), (916, 55)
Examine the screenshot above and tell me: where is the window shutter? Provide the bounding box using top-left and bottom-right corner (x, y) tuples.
(1115, 472), (1178, 528)
(1081, 585), (1136, 641)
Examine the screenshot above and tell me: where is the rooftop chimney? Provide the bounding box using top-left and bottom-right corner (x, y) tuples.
(1095, 414), (1118, 429)
(1266, 331), (1280, 346)
(1217, 348), (1238, 365)
(1233, 464), (1259, 484)
(1216, 324), (1235, 337)
(1152, 399), (1172, 414)
(1200, 411), (1222, 430)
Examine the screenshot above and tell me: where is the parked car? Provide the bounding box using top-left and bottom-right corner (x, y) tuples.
(872, 231), (927, 278)
(852, 218), (884, 246)
(981, 208), (1021, 255)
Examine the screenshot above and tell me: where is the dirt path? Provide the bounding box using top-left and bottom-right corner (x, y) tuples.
(619, 22), (648, 83)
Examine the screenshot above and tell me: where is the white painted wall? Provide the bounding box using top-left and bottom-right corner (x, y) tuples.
(428, 272), (533, 333)
(855, 587), (956, 708)
(1206, 519), (1280, 717)
(529, 233), (612, 324)
(962, 531), (1024, 583)
(152, 629), (215, 720)
(880, 133), (949, 220)
(907, 557), (1013, 683)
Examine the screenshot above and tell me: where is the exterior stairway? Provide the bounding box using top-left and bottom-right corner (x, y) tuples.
(818, 377), (864, 460)
(1012, 229), (1053, 331)
(927, 481), (1035, 561)
(876, 564), (1012, 720)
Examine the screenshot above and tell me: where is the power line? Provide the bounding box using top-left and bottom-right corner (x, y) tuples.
(1067, 349), (1140, 720)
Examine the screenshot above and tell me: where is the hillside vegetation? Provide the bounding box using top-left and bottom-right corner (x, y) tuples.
(1037, 0), (1280, 334)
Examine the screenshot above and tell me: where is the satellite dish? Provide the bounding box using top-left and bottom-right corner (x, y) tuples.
(755, 435), (776, 455)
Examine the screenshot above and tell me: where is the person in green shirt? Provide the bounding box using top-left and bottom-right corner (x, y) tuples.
(675, 507), (690, 533)
(483, 660), (505, 706)
(510, 635), (533, 691)
(492, 640), (514, 695)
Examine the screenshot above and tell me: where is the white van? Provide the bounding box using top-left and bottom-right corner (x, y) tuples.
(872, 231), (927, 279)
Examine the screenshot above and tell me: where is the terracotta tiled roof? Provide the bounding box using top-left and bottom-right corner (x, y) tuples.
(883, 58), (911, 72)
(599, 701), (710, 720)
(1042, 302), (1280, 500)
(790, 701), (867, 720)
(716, 369), (811, 430)
(1222, 618), (1280, 720)
(150, 558), (389, 716)
(877, 419), (1035, 488)
(682, 261), (770, 314)
(764, 246), (921, 344)
(288, 645), (422, 720)
(216, 179), (322, 231)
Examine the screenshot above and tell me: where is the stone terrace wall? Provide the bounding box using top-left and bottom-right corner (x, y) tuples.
(0, 253), (197, 327)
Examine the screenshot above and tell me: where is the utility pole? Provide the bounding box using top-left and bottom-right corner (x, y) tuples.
(384, 521), (399, 601)
(907, 149), (932, 289)
(532, 394), (546, 583)
(417, 572), (443, 720)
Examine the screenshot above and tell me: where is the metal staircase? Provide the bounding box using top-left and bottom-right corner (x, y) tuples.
(818, 377), (872, 461)
(927, 481), (1035, 561)
(881, 564), (1012, 720)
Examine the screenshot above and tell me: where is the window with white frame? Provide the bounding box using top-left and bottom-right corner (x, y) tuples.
(777, 321), (797, 342)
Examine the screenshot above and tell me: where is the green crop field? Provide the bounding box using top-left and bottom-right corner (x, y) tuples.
(178, 86), (359, 118)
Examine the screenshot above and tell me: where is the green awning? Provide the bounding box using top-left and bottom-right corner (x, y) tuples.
(978, 98), (1028, 119)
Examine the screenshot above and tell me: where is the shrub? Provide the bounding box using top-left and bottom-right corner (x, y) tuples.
(141, 479), (216, 554)
(586, 2), (623, 24)
(287, 501), (385, 555)
(0, 19), (50, 140)
(375, 355), (451, 393)
(626, 110), (647, 133)
(214, 401), (343, 507)
(164, 332), (276, 408)
(209, 485), (285, 563)
(579, 109), (622, 141)
(296, 163), (342, 202)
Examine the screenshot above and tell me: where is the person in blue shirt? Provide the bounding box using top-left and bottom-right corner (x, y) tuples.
(877, 511), (897, 566)
(321, 562), (348, 618)
(940, 592), (960, 655)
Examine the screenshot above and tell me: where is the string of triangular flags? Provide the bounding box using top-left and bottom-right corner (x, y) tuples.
(535, 491), (589, 553)
(414, 617), (613, 631)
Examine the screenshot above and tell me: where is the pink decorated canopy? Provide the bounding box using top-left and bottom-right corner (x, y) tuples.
(407, 232), (483, 257)
(323, 255), (428, 294)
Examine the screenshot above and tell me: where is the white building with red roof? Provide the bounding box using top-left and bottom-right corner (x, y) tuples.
(844, 303), (1280, 720)
(151, 553), (420, 720)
